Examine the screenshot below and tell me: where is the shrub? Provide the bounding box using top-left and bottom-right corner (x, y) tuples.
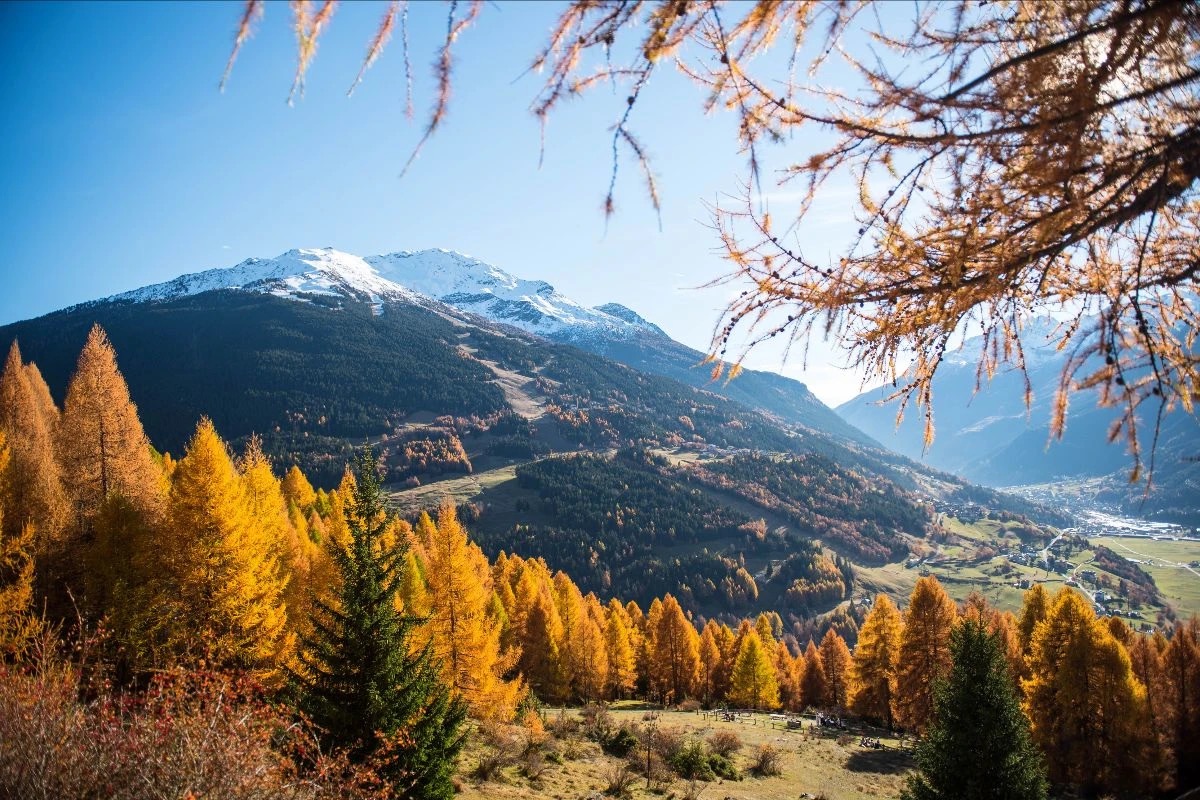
(677, 698), (702, 712)
(670, 739), (715, 781)
(706, 730), (743, 758)
(521, 750), (548, 782)
(604, 725), (640, 757)
(547, 709), (580, 738)
(581, 703), (615, 742)
(749, 743), (784, 777)
(707, 753), (740, 781)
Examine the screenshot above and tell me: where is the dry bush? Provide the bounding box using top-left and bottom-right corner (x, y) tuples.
(520, 749), (548, 782)
(603, 762), (636, 797)
(628, 750), (674, 787)
(677, 698), (702, 712)
(580, 702), (615, 742)
(705, 730), (743, 758)
(653, 724), (687, 761)
(472, 721), (521, 782)
(749, 743), (784, 777)
(547, 709), (579, 738)
(0, 657), (365, 800)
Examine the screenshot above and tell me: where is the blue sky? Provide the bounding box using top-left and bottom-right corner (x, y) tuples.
(0, 1), (871, 405)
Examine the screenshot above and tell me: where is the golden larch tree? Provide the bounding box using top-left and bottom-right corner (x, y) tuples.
(161, 418), (288, 675)
(1162, 618), (1200, 793)
(850, 595), (903, 729)
(239, 437), (314, 651)
(0, 431), (38, 657)
(0, 342), (69, 564)
(697, 620), (723, 705)
(59, 324), (165, 527)
(801, 639), (828, 709)
(820, 629), (852, 711)
(1024, 588), (1149, 796)
(605, 599), (637, 699)
(729, 629), (779, 711)
(775, 640), (802, 712)
(649, 593), (699, 704)
(573, 593), (609, 703)
(424, 503), (523, 720)
(896, 576), (958, 732)
(280, 463), (317, 512)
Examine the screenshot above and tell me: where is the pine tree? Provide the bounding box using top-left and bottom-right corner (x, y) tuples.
(850, 594), (903, 729)
(729, 629), (779, 710)
(293, 446), (466, 797)
(819, 629), (852, 710)
(59, 324), (164, 527)
(901, 619), (1048, 800)
(424, 503), (523, 720)
(162, 418), (287, 674)
(896, 576), (957, 732)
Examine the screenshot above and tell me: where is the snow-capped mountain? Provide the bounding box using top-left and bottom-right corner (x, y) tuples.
(103, 247), (656, 341)
(87, 246), (868, 442)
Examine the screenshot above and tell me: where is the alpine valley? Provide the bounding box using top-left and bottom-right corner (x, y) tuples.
(0, 247), (1110, 632)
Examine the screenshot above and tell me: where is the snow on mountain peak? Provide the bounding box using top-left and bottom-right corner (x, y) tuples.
(97, 247), (663, 342)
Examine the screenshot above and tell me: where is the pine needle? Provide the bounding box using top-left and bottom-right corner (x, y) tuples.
(288, 0), (337, 106)
(219, 0), (264, 93)
(348, 0), (400, 98)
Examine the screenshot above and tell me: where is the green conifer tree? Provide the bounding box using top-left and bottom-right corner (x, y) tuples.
(293, 447), (466, 798)
(902, 619), (1048, 800)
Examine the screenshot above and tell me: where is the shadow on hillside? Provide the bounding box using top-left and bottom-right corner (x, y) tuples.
(844, 747), (913, 774)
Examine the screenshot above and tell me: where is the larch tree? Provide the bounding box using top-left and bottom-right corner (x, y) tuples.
(161, 418), (288, 675)
(293, 446), (466, 798)
(1017, 582), (1050, 664)
(901, 619), (1048, 800)
(697, 621), (723, 705)
(0, 431), (38, 657)
(605, 599), (637, 699)
(774, 640), (802, 712)
(649, 593), (700, 704)
(280, 463), (317, 513)
(59, 324), (164, 530)
(1023, 587), (1149, 796)
(729, 629), (780, 711)
(519, 584), (566, 703)
(819, 629), (853, 711)
(224, 0), (1200, 479)
(239, 437), (314, 651)
(0, 342), (69, 570)
(1162, 618), (1200, 792)
(896, 576), (958, 732)
(850, 595), (903, 729)
(573, 594), (609, 703)
(801, 639), (828, 710)
(424, 503), (523, 720)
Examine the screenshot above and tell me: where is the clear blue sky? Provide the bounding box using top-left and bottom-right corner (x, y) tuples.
(0, 1), (872, 405)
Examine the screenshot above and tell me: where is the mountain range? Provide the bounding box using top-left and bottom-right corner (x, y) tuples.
(1, 246), (1067, 623)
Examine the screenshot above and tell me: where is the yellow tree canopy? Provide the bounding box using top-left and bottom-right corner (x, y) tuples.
(729, 629), (780, 711)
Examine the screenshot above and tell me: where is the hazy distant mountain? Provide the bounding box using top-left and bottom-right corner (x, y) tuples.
(837, 320), (1199, 522)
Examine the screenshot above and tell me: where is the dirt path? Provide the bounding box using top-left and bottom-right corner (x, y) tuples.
(459, 345), (548, 420)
